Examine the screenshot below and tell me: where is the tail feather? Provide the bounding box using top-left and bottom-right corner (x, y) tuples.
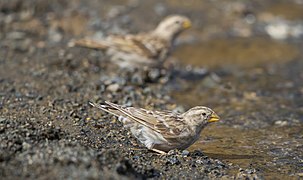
(70, 39), (110, 49)
(89, 101), (122, 117)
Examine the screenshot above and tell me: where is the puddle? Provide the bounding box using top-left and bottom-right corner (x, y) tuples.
(171, 36), (303, 178)
(264, 3), (303, 20)
(188, 125), (303, 178)
(173, 37), (299, 68)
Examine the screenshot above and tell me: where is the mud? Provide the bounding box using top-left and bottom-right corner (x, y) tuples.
(1, 0), (303, 179)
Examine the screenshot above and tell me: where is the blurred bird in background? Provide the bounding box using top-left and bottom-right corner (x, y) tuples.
(70, 15), (191, 68)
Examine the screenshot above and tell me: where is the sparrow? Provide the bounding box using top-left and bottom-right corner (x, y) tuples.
(89, 101), (220, 154)
(71, 15), (191, 68)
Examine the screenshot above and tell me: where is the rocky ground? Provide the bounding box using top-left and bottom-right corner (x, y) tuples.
(1, 0), (302, 179)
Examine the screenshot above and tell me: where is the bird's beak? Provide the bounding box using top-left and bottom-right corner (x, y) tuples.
(182, 20), (192, 29)
(208, 112), (220, 123)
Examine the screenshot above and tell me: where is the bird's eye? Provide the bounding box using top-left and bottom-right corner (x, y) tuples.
(175, 20), (180, 24)
(202, 113), (206, 116)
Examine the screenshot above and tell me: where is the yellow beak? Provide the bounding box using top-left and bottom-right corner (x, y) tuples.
(182, 20), (192, 29)
(208, 112), (220, 123)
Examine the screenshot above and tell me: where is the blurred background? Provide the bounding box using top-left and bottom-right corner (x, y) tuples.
(0, 0), (302, 179)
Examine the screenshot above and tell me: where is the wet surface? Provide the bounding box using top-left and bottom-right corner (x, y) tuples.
(190, 125), (303, 179)
(1, 0), (303, 179)
(173, 37), (300, 68)
(172, 58), (303, 178)
(172, 19), (303, 179)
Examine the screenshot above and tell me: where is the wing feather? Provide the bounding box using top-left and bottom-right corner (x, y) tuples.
(104, 101), (161, 133)
(105, 102), (187, 137)
(92, 101), (188, 140)
(72, 33), (168, 59)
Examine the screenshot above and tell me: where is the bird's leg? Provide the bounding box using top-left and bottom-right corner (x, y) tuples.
(151, 148), (167, 155)
(129, 147), (167, 154)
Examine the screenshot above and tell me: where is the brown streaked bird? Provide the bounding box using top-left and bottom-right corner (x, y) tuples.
(89, 101), (220, 154)
(71, 15), (191, 68)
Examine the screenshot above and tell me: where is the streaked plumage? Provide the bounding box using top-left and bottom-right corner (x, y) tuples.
(89, 101), (220, 154)
(71, 15), (191, 68)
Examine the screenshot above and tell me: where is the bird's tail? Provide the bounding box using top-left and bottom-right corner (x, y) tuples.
(89, 101), (122, 117)
(69, 39), (109, 49)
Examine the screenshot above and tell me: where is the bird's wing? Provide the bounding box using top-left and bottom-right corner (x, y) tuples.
(102, 101), (187, 138)
(107, 35), (156, 57)
(127, 34), (169, 59)
(72, 34), (168, 59)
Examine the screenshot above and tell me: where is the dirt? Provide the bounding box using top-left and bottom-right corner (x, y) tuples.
(1, 0), (302, 179)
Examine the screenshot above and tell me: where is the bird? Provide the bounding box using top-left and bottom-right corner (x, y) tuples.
(71, 15), (191, 68)
(89, 101), (220, 154)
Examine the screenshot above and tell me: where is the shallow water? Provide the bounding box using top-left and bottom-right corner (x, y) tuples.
(190, 125), (303, 179)
(173, 38), (299, 69)
(171, 37), (303, 178)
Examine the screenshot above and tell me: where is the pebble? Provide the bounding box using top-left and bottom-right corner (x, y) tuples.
(7, 31), (26, 40)
(48, 29), (63, 43)
(166, 157), (180, 165)
(106, 83), (120, 92)
(265, 19), (303, 40)
(274, 120), (288, 126)
(148, 69), (161, 81)
(182, 150), (190, 157)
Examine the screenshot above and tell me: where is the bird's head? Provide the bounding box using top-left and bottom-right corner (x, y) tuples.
(182, 106), (220, 127)
(153, 15), (191, 42)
